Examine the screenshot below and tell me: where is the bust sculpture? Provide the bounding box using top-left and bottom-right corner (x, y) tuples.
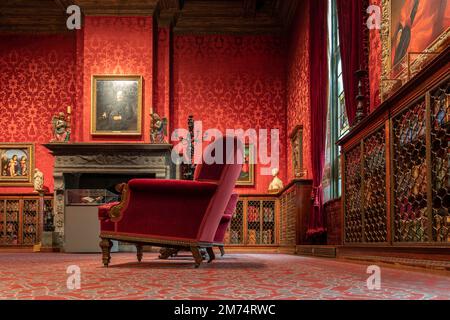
(268, 168), (284, 194)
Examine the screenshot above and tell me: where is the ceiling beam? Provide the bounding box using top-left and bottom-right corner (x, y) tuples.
(242, 0), (257, 17)
(156, 0), (181, 27)
(73, 0), (159, 16)
(277, 0), (299, 31)
(53, 0), (75, 12)
(0, 0), (295, 35)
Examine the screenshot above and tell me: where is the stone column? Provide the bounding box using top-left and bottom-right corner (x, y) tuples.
(53, 171), (65, 248)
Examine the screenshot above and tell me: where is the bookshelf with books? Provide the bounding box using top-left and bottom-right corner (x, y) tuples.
(225, 196), (278, 247)
(0, 194), (53, 246)
(338, 49), (449, 248)
(224, 180), (313, 250)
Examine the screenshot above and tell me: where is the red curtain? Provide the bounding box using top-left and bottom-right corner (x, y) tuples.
(336, 0), (365, 126)
(307, 0), (328, 238)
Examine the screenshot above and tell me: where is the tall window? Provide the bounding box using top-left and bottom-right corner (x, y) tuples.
(323, 0), (349, 203)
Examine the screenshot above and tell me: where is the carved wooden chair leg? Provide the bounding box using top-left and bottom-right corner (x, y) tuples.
(190, 246), (203, 268)
(136, 244), (143, 262)
(99, 238), (113, 267)
(199, 247), (208, 260)
(206, 247), (216, 263)
(218, 245), (225, 257)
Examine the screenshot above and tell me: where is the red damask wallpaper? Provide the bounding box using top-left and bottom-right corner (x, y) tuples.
(172, 34), (288, 194)
(286, 0), (312, 181)
(153, 27), (171, 133)
(1, 9), (359, 196)
(81, 16), (153, 142)
(0, 34), (77, 193)
(369, 0), (382, 111)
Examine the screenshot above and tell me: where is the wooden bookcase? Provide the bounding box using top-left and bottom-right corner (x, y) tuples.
(0, 194), (53, 246)
(225, 179), (313, 250)
(225, 196), (279, 247)
(338, 48), (449, 247)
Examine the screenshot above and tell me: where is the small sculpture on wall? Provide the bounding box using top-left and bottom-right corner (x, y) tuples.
(150, 113), (168, 143)
(290, 125), (306, 178)
(268, 168), (284, 194)
(51, 107), (71, 142)
(33, 168), (44, 193)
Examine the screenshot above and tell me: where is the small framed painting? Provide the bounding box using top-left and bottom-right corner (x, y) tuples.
(236, 144), (255, 186)
(91, 75), (143, 136)
(0, 144), (34, 186)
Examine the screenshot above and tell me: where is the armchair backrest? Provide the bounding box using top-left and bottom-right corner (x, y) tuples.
(196, 136), (243, 242)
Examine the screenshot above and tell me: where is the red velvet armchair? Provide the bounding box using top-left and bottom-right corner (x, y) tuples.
(98, 136), (243, 267)
(214, 193), (239, 256)
(158, 193), (239, 260)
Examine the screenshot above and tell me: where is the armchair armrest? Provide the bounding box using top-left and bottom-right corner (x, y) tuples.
(98, 201), (120, 220)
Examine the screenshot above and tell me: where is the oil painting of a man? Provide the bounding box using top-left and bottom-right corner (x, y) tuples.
(92, 76), (142, 135)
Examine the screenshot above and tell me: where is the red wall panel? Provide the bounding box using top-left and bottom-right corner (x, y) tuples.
(81, 16), (153, 142)
(172, 34), (288, 194)
(153, 27), (171, 127)
(0, 34), (77, 193)
(286, 0), (312, 181)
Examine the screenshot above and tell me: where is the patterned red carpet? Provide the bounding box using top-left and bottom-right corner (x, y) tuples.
(0, 252), (448, 300)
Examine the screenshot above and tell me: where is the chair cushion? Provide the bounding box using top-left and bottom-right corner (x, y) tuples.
(128, 179), (218, 195)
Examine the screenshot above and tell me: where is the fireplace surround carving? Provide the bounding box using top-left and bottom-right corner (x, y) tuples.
(43, 143), (175, 248)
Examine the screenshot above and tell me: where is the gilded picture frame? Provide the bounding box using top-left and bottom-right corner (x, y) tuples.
(91, 75), (143, 136)
(381, 0), (450, 100)
(0, 143), (34, 187)
(236, 144), (255, 186)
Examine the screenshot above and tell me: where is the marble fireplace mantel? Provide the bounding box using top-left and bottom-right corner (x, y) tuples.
(43, 143), (176, 248)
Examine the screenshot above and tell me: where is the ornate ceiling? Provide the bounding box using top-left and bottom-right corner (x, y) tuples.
(0, 0), (299, 34)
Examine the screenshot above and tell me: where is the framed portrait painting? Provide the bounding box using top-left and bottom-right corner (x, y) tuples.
(236, 144), (255, 186)
(0, 144), (34, 186)
(91, 75), (143, 135)
(381, 0), (449, 96)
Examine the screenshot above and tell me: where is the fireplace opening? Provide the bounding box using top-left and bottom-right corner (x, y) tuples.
(64, 173), (156, 194)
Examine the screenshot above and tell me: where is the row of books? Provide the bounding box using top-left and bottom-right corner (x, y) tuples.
(247, 206), (275, 222)
(397, 216), (428, 241)
(225, 230), (241, 244)
(396, 108), (426, 146)
(247, 230), (274, 245)
(225, 229), (275, 245)
(23, 225), (36, 234)
(433, 214), (450, 242)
